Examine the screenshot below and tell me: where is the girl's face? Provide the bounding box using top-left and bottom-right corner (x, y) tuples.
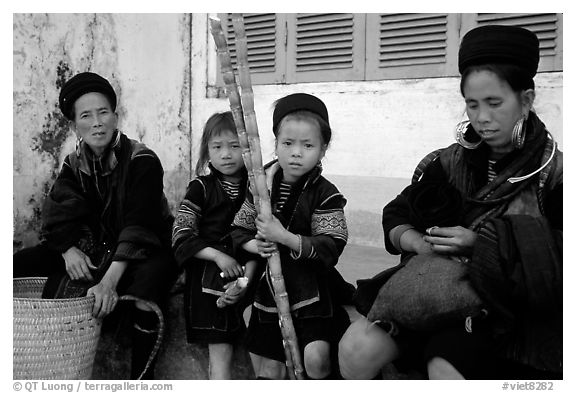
(275, 118), (326, 184)
(208, 129), (244, 180)
(463, 69), (530, 156)
(72, 92), (118, 157)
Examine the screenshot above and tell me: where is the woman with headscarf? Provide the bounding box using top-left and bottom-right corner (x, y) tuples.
(338, 25), (562, 380)
(13, 72), (178, 379)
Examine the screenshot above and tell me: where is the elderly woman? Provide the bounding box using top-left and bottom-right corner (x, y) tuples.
(13, 72), (177, 379)
(338, 25), (562, 380)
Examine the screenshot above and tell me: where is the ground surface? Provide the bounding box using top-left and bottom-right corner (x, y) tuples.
(92, 243), (406, 380)
(337, 243), (399, 285)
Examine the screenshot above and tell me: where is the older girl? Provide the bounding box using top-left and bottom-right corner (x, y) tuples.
(172, 112), (258, 379)
(231, 93), (350, 379)
(339, 25), (562, 380)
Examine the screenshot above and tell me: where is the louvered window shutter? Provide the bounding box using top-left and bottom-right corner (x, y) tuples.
(366, 14), (460, 80)
(466, 13), (562, 72)
(214, 13), (562, 86)
(285, 13), (366, 83)
(217, 13), (286, 84)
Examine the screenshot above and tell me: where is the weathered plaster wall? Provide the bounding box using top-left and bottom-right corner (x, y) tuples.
(13, 13), (191, 248)
(13, 13), (563, 249)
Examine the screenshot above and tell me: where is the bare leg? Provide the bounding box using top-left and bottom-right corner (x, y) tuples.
(208, 343), (234, 380)
(427, 357), (465, 380)
(249, 352), (263, 378)
(255, 356), (286, 379)
(338, 316), (399, 379)
(304, 340), (331, 379)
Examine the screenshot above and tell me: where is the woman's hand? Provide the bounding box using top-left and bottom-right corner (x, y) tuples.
(413, 236), (436, 256)
(87, 281), (119, 319)
(214, 252), (244, 279)
(397, 228), (436, 256)
(423, 226), (477, 256)
(256, 215), (287, 244)
(62, 246), (96, 281)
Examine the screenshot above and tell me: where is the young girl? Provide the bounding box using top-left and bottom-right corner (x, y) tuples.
(230, 93), (351, 379)
(172, 111), (258, 379)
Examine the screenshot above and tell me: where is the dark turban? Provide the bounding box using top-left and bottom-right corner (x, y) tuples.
(273, 93), (330, 137)
(58, 72), (117, 120)
(458, 25), (540, 77)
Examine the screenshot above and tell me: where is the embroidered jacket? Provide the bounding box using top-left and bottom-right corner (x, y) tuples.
(172, 168), (248, 295)
(41, 131), (174, 265)
(231, 161), (348, 319)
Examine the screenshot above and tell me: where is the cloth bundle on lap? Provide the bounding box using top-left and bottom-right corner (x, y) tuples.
(367, 254), (485, 331)
(357, 180), (477, 328)
(405, 180), (463, 232)
(353, 181), (464, 316)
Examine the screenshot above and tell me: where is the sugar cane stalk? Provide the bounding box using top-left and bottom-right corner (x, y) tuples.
(209, 17), (259, 208)
(231, 13), (305, 380)
(209, 15), (305, 380)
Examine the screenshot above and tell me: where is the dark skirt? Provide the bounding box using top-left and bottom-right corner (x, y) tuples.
(183, 258), (255, 344)
(245, 303), (350, 364)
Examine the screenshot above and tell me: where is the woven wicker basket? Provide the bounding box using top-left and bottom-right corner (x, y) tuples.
(13, 278), (102, 380)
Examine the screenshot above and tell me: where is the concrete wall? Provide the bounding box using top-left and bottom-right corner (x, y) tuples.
(13, 13), (563, 249)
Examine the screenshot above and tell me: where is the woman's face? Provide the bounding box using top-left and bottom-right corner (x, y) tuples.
(275, 118), (326, 184)
(463, 70), (527, 155)
(72, 92), (118, 157)
(207, 129), (244, 180)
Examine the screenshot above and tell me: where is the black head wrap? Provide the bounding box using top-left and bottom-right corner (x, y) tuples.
(59, 72), (117, 120)
(458, 25), (540, 77)
(273, 93), (330, 137)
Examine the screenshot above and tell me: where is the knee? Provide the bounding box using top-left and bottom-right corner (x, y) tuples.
(338, 329), (372, 379)
(257, 358), (286, 379)
(338, 317), (398, 380)
(427, 357), (465, 380)
(304, 341), (331, 379)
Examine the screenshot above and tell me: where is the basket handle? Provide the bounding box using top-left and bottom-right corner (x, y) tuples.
(118, 295), (164, 380)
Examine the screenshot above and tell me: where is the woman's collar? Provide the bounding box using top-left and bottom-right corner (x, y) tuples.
(77, 130), (122, 176)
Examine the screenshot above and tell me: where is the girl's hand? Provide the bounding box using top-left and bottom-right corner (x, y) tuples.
(218, 280), (249, 306)
(423, 226), (477, 256)
(214, 253), (244, 279)
(256, 215), (287, 244)
(255, 235), (277, 259)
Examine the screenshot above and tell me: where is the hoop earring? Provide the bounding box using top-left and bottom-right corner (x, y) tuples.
(454, 120), (481, 149)
(511, 115), (526, 150)
(75, 137), (83, 158)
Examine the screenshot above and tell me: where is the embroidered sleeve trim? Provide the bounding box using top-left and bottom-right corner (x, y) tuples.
(172, 199), (202, 247)
(232, 199), (257, 231)
(311, 208), (348, 242)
